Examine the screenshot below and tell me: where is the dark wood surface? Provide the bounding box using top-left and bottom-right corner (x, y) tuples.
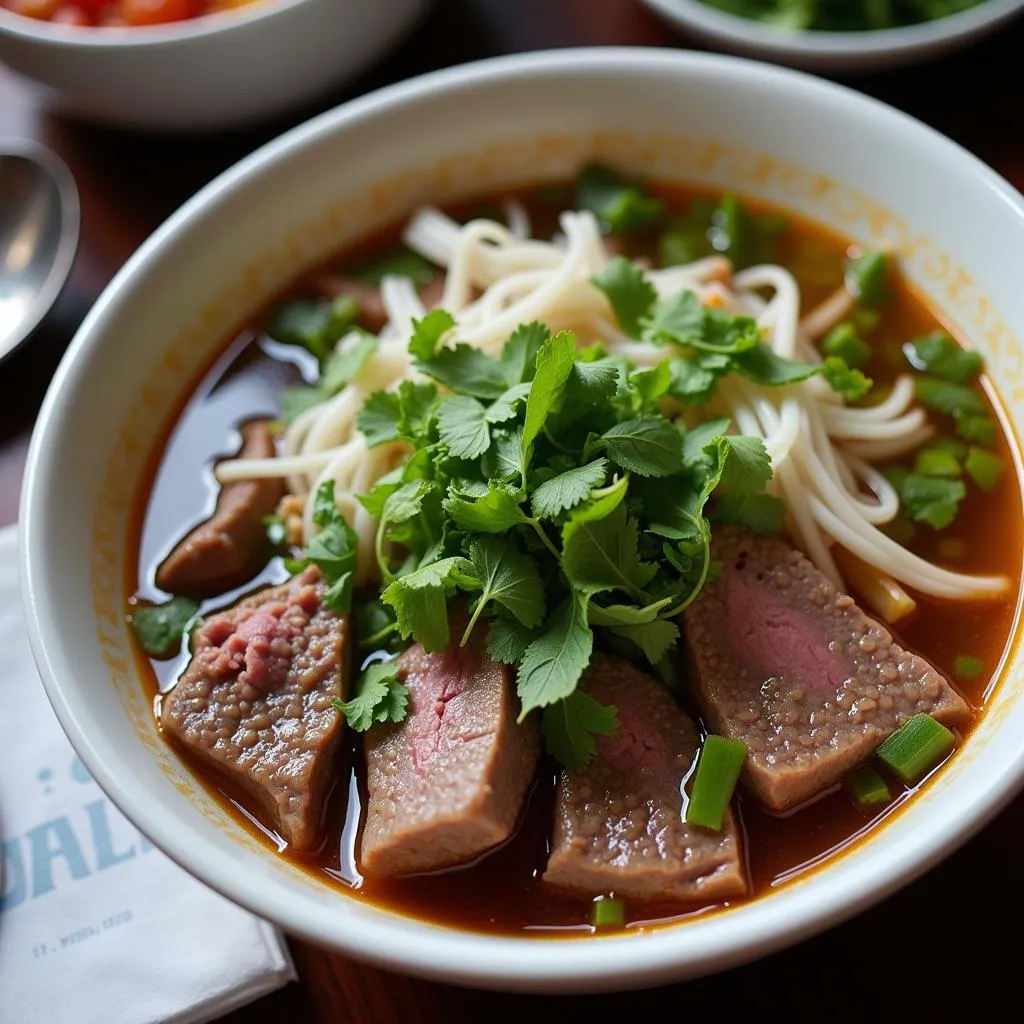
(3, 1), (1022, 1019)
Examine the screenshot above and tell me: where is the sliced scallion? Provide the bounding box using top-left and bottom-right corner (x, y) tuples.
(592, 896), (625, 929)
(686, 736), (747, 831)
(914, 447), (962, 479)
(964, 446), (1004, 492)
(877, 714), (955, 785)
(844, 765), (891, 808)
(822, 322), (871, 369)
(953, 655), (984, 681)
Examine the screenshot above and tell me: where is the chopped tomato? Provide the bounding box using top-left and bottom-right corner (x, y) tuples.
(120, 0), (203, 24)
(6, 0), (64, 18)
(51, 4), (91, 22)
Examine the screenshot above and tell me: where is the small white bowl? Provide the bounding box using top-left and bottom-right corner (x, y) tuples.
(0, 0), (428, 130)
(641, 0), (1024, 73)
(20, 49), (1024, 991)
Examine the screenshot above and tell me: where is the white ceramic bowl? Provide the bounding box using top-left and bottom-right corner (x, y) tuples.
(0, 0), (427, 130)
(642, 0), (1024, 73)
(20, 48), (1024, 991)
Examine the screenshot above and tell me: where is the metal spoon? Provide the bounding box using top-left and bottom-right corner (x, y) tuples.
(0, 140), (79, 365)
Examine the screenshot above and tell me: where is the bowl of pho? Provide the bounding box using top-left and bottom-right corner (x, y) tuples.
(20, 49), (1024, 990)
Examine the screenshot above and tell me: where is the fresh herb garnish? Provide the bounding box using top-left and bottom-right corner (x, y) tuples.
(575, 163), (665, 235)
(348, 244), (437, 287)
(845, 250), (889, 308)
(130, 597), (200, 659)
(285, 480), (359, 613)
(332, 660), (409, 731)
(358, 284), (788, 770)
(265, 295), (360, 361)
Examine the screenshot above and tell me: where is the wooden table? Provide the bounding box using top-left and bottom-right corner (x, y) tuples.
(3, 2), (1022, 1018)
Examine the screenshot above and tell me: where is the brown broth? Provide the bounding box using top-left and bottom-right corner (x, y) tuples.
(128, 182), (1023, 936)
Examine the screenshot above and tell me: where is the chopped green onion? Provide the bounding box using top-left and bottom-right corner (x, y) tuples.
(913, 447), (962, 479)
(350, 245), (436, 287)
(845, 250), (889, 307)
(877, 714), (955, 784)
(904, 332), (983, 385)
(659, 225), (710, 267)
(937, 537), (966, 561)
(592, 896), (625, 929)
(955, 411), (996, 446)
(575, 163), (664, 235)
(822, 322), (871, 369)
(686, 735), (747, 831)
(953, 655), (985, 681)
(964, 446), (1004, 492)
(844, 765), (892, 808)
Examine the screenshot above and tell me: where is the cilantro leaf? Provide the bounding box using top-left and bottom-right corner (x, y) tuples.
(576, 163), (665, 235)
(444, 487), (528, 533)
(381, 556), (468, 653)
(591, 257), (657, 336)
(396, 381), (439, 441)
(281, 385), (328, 426)
(562, 503), (657, 600)
(408, 308), (456, 360)
(487, 615), (536, 665)
(712, 491), (787, 535)
(357, 390), (401, 447)
(332, 660), (409, 732)
(899, 474), (966, 530)
(130, 597), (199, 659)
(822, 356), (873, 401)
(320, 332), (378, 393)
(265, 295), (359, 361)
(530, 459), (608, 519)
(720, 435), (773, 492)
(498, 322), (549, 383)
(437, 395), (491, 459)
(349, 244), (436, 287)
(564, 360), (620, 410)
(646, 290), (760, 354)
(732, 344), (819, 386)
(462, 536), (545, 635)
(629, 360), (672, 411)
(486, 381), (532, 424)
(682, 416), (730, 468)
(667, 355), (721, 406)
(540, 690), (618, 774)
(905, 332), (982, 385)
(601, 414), (683, 477)
(482, 427), (529, 485)
(416, 344), (511, 400)
(286, 481), (359, 612)
(612, 619), (679, 664)
(587, 596), (674, 626)
(517, 592), (593, 718)
(523, 330), (576, 451)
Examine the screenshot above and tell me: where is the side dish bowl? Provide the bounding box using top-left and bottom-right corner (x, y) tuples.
(641, 0), (1024, 73)
(0, 0), (428, 130)
(20, 48), (1024, 991)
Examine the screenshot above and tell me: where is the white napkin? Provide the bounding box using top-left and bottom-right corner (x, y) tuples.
(0, 524), (297, 1023)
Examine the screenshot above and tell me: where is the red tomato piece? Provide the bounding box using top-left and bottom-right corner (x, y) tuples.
(120, 0), (203, 25)
(51, 4), (92, 23)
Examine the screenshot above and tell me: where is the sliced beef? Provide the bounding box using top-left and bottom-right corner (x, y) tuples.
(360, 641), (539, 877)
(161, 567), (346, 851)
(682, 528), (969, 811)
(544, 655), (746, 903)
(155, 420), (284, 598)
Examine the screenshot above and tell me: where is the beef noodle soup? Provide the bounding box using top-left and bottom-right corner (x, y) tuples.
(128, 166), (1022, 936)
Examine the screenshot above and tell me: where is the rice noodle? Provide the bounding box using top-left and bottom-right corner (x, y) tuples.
(216, 206), (1009, 601)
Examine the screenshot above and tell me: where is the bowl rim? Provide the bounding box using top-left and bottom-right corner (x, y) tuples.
(641, 0), (1024, 58)
(0, 0), (313, 46)
(20, 46), (1024, 990)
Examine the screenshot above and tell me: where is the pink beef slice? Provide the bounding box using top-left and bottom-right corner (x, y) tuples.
(155, 420), (285, 598)
(544, 655), (746, 902)
(360, 641), (540, 877)
(160, 566), (346, 851)
(682, 528), (970, 811)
